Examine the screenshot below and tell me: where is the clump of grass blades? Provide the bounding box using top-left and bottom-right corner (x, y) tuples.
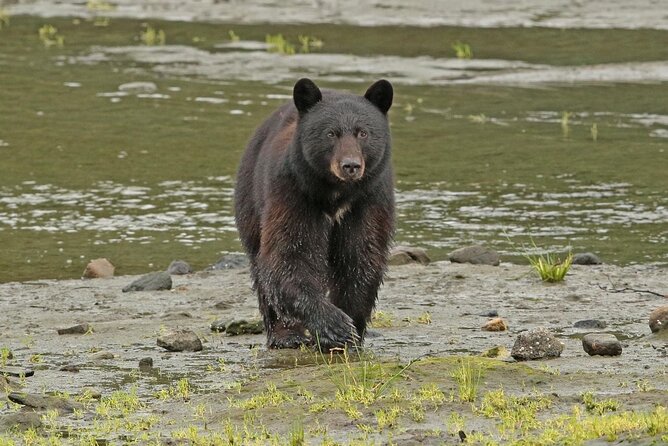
(452, 358), (483, 403)
(526, 251), (573, 283)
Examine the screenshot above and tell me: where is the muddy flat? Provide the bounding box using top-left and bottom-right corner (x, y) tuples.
(1, 261), (666, 444)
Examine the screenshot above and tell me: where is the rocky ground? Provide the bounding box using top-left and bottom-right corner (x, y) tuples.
(0, 256), (667, 444)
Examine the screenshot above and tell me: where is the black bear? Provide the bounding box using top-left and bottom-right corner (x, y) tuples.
(234, 78), (394, 350)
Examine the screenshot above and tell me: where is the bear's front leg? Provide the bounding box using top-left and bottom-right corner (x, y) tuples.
(328, 202), (394, 340)
(256, 198), (359, 350)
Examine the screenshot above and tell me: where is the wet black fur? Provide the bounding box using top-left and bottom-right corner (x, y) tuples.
(234, 79), (395, 350)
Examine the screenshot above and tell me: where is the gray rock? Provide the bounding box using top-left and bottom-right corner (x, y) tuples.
(479, 310), (499, 317)
(574, 319), (607, 329)
(57, 323), (92, 335)
(388, 246), (431, 265)
(225, 319), (264, 336)
(122, 271), (172, 292)
(8, 392), (83, 413)
(82, 258), (115, 279)
(139, 357), (153, 370)
(649, 305), (668, 333)
(572, 252), (602, 265)
(118, 81), (157, 94)
(582, 333), (622, 356)
(157, 329), (203, 352)
(167, 260), (193, 275)
(449, 245), (500, 266)
(90, 351), (114, 360)
(0, 411), (43, 432)
(511, 328), (564, 361)
(206, 253), (249, 270)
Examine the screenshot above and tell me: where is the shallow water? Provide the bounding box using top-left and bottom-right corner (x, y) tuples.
(0, 16), (666, 282)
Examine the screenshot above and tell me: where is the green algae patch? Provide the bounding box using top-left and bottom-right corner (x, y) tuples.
(1, 353), (667, 444)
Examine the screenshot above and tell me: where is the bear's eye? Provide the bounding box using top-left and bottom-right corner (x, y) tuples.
(326, 131), (336, 138)
(358, 130), (368, 139)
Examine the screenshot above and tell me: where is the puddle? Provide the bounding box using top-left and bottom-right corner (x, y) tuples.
(70, 46), (668, 86)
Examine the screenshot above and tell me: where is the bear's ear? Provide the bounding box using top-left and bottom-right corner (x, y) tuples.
(364, 79), (393, 115)
(293, 78), (322, 116)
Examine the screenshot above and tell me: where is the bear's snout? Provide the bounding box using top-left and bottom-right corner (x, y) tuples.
(340, 158), (363, 179)
(331, 135), (365, 182)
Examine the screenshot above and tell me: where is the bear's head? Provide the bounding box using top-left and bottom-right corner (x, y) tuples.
(293, 78), (393, 184)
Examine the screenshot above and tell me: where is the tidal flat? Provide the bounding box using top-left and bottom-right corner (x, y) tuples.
(1, 262), (666, 444)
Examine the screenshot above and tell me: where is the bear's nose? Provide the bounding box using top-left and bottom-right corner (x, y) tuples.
(340, 158), (362, 178)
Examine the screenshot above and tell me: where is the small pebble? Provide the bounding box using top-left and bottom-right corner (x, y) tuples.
(206, 254), (249, 270)
(388, 246), (431, 265)
(582, 333), (622, 356)
(157, 329), (203, 352)
(139, 357), (153, 370)
(91, 351), (114, 360)
(511, 328), (564, 361)
(57, 323), (92, 335)
(122, 271), (172, 292)
(479, 310), (499, 317)
(82, 258), (115, 279)
(481, 317), (508, 331)
(572, 252), (602, 265)
(167, 260), (193, 275)
(449, 245), (500, 266)
(574, 319), (607, 329)
(649, 305), (668, 333)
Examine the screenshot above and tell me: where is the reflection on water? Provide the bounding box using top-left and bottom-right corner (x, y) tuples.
(2, 175), (665, 274)
(0, 178), (235, 245)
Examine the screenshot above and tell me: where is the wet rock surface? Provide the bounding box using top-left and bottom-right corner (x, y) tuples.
(0, 411), (43, 432)
(574, 319), (607, 329)
(8, 392), (83, 413)
(167, 260), (193, 275)
(448, 245), (500, 266)
(649, 305), (668, 333)
(388, 246), (431, 265)
(582, 333), (622, 356)
(572, 252), (603, 265)
(82, 258), (115, 279)
(139, 357), (153, 370)
(157, 329), (203, 352)
(122, 271), (172, 292)
(511, 328), (564, 360)
(57, 323), (92, 335)
(206, 253), (249, 270)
